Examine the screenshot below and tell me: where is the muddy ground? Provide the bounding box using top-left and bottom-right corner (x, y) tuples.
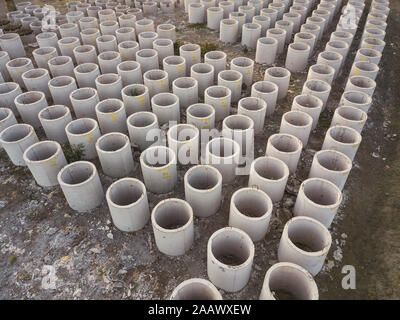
(0, 0), (399, 299)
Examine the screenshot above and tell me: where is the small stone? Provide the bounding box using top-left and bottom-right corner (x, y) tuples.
(107, 232), (114, 240)
(118, 269), (127, 275)
(0, 201), (7, 209)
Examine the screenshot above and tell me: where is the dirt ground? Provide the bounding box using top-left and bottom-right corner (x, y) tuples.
(0, 0), (399, 300)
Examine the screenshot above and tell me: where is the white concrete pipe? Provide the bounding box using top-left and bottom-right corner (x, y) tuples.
(219, 1), (235, 19)
(207, 227), (254, 292)
(204, 85), (231, 122)
(325, 40), (350, 67)
(285, 42), (310, 73)
(73, 63), (100, 88)
(73, 45), (98, 65)
(116, 27), (136, 43)
(21, 68), (51, 98)
(207, 7), (224, 30)
(59, 23), (80, 39)
(171, 278), (222, 300)
(217, 70), (242, 103)
(306, 64), (335, 85)
(220, 19), (239, 44)
(100, 20), (119, 36)
(293, 32), (316, 56)
(255, 37), (278, 65)
(306, 16), (326, 41)
(191, 63), (214, 97)
(179, 44), (201, 76)
(251, 81), (279, 116)
(188, 3), (206, 24)
(140, 145), (177, 193)
(157, 24), (177, 43)
(294, 178), (342, 228)
(360, 38), (385, 54)
(186, 103), (216, 130)
(151, 198), (194, 256)
(6, 57), (33, 89)
(331, 105), (367, 134)
(106, 177), (149, 232)
(36, 32), (59, 53)
(81, 28), (101, 46)
(96, 132), (134, 177)
(253, 15), (270, 36)
(266, 28), (286, 54)
(309, 149), (352, 191)
(153, 39), (174, 65)
(316, 51), (343, 80)
(278, 216), (331, 276)
(136, 49), (159, 74)
(330, 30), (353, 47)
(167, 123), (199, 165)
(302, 79), (331, 112)
(362, 28), (386, 42)
(237, 97), (266, 134)
(138, 31), (158, 50)
(163, 56), (186, 84)
(269, 2), (286, 20)
(0, 33), (26, 59)
(354, 48), (382, 65)
(95, 98), (127, 133)
(118, 40), (139, 61)
(48, 56), (75, 78)
(322, 125), (362, 162)
(58, 37), (81, 63)
(275, 20), (293, 44)
(345, 75), (376, 97)
(127, 111), (160, 150)
(65, 118), (101, 160)
(14, 91), (48, 129)
(23, 141), (67, 187)
(49, 76), (77, 108)
(239, 5), (256, 24)
(300, 24), (321, 44)
(248, 155), (289, 203)
(143, 69), (169, 98)
(57, 161), (104, 212)
(241, 23), (261, 49)
(135, 18), (155, 34)
(0, 123), (38, 166)
(261, 8), (278, 27)
(119, 14), (137, 28)
(283, 12), (302, 34)
(0, 82), (22, 116)
(122, 84), (151, 116)
(204, 51), (227, 82)
(0, 108), (17, 149)
(66, 11), (84, 24)
(117, 61), (143, 87)
(205, 137), (240, 184)
(151, 92), (180, 125)
(98, 51), (122, 74)
(291, 94), (323, 130)
(266, 133), (302, 173)
(184, 164), (222, 217)
(340, 90), (372, 113)
(229, 11), (246, 31)
(264, 67), (290, 100)
(38, 105), (72, 144)
(96, 34), (118, 53)
(229, 187), (273, 242)
(0, 51), (10, 82)
(95, 73), (123, 100)
(259, 262), (319, 300)
(230, 57), (254, 89)
(79, 17), (99, 31)
(172, 77), (198, 110)
(280, 110), (313, 147)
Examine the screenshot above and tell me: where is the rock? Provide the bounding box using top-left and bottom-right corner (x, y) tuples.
(107, 232), (114, 240)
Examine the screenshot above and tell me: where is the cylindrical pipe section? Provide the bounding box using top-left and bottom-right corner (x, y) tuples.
(170, 278), (222, 300)
(127, 111), (160, 150)
(38, 105), (72, 144)
(280, 110), (313, 148)
(322, 125), (362, 161)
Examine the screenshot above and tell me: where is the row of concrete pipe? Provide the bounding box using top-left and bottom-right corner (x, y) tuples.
(0, 0), (389, 299)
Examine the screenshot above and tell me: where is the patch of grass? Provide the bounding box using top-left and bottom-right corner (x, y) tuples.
(199, 41), (218, 57)
(319, 112), (333, 129)
(243, 45), (248, 53)
(9, 254), (17, 265)
(62, 143), (85, 163)
(174, 39), (183, 55)
(186, 23), (206, 29)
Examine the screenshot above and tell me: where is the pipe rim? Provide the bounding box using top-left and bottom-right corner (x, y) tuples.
(206, 137), (240, 160)
(151, 198), (193, 233)
(251, 156), (289, 183)
(327, 125), (362, 146)
(170, 278), (222, 300)
(268, 133), (303, 155)
(23, 140), (61, 164)
(57, 160), (98, 187)
(96, 132), (130, 153)
(231, 187), (273, 221)
(65, 118), (98, 137)
(95, 73), (121, 85)
(49, 76), (76, 89)
(0, 123), (34, 145)
(0, 82), (20, 96)
(127, 111), (157, 129)
(96, 98), (124, 115)
(335, 105), (368, 123)
(184, 164), (222, 194)
(313, 149), (352, 175)
(140, 145), (176, 170)
(167, 123), (199, 144)
(265, 67), (290, 80)
(173, 77), (198, 90)
(38, 105), (70, 122)
(300, 177), (343, 209)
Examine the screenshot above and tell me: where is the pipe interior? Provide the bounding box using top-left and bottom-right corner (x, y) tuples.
(359, 48), (380, 58)
(23, 69), (47, 79)
(118, 61), (140, 71)
(143, 147), (172, 167)
(320, 51), (341, 61)
(295, 95), (321, 108)
(271, 135), (300, 152)
(16, 92), (43, 104)
(180, 44), (200, 52)
(49, 56), (71, 66)
(119, 41), (138, 49)
(350, 76), (374, 89)
(233, 189), (269, 218)
(169, 125), (197, 142)
(98, 134), (127, 152)
(287, 218), (329, 252)
(224, 115), (252, 130)
(232, 57), (252, 68)
(139, 32), (157, 39)
(97, 74), (119, 84)
(208, 138), (237, 157)
(153, 94), (177, 106)
(1, 125), (30, 142)
(0, 109), (11, 121)
(7, 58), (30, 68)
(267, 68), (289, 78)
(75, 63), (98, 73)
(337, 107), (365, 121)
(258, 37), (277, 45)
(145, 70), (166, 81)
(129, 113), (156, 127)
(165, 56), (184, 65)
(254, 157), (286, 180)
(329, 126), (358, 144)
(206, 86), (229, 98)
(305, 80), (329, 92)
(60, 162), (94, 185)
(99, 51), (120, 60)
(50, 77), (74, 87)
(97, 100), (123, 113)
(284, 112), (311, 127)
(310, 64), (333, 75)
(154, 201), (191, 230)
(192, 63), (213, 74)
(303, 179), (340, 206)
(154, 39), (172, 47)
(40, 106), (68, 120)
(316, 151), (350, 172)
(343, 91), (369, 104)
(0, 83), (18, 94)
(187, 166), (219, 190)
(173, 282), (219, 300)
(25, 142), (58, 162)
(240, 98), (265, 111)
(67, 119), (95, 135)
(219, 71), (241, 82)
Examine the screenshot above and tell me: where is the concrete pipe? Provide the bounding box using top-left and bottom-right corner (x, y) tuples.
(0, 33), (26, 59)
(301, 79), (331, 112)
(269, 2), (286, 19)
(293, 32), (316, 56)
(95, 73), (123, 100)
(98, 51), (122, 74)
(275, 20), (293, 44)
(167, 123), (199, 165)
(119, 14), (137, 28)
(330, 30), (353, 47)
(261, 8), (278, 27)
(14, 91), (48, 128)
(57, 161), (104, 212)
(138, 32), (158, 50)
(264, 67), (290, 100)
(237, 97), (266, 134)
(6, 58), (33, 89)
(188, 3), (205, 24)
(21, 68), (51, 98)
(184, 165), (222, 218)
(312, 9), (330, 31)
(80, 28), (101, 47)
(290, 4), (308, 24)
(207, 7), (224, 31)
(255, 37), (278, 65)
(201, 0), (216, 11)
(322, 125), (362, 161)
(127, 111), (160, 150)
(345, 75), (376, 97)
(349, 60), (379, 82)
(362, 28), (386, 42)
(118, 40), (140, 61)
(66, 11), (84, 24)
(163, 56), (186, 84)
(143, 69), (169, 98)
(309, 149), (352, 191)
(157, 24), (177, 43)
(367, 11), (388, 23)
(220, 19), (239, 44)
(142, 1), (158, 16)
(300, 24), (321, 44)
(230, 57), (254, 89)
(58, 37), (81, 63)
(115, 27), (136, 44)
(0, 123), (38, 166)
(136, 49), (159, 74)
(0, 82), (22, 116)
(219, 1), (235, 19)
(184, 0), (198, 12)
(280, 110), (313, 147)
(241, 23), (261, 49)
(100, 20), (119, 36)
(360, 37), (385, 54)
(36, 33), (59, 53)
(22, 17), (39, 31)
(325, 41), (350, 67)
(106, 177), (149, 232)
(238, 5), (256, 24)
(59, 23), (80, 39)
(331, 106), (367, 134)
(229, 11), (246, 31)
(96, 34), (118, 53)
(204, 85), (231, 122)
(205, 137), (240, 184)
(217, 70), (242, 103)
(23, 141), (67, 187)
(253, 15), (270, 36)
(294, 178), (342, 228)
(283, 12), (302, 34)
(285, 42), (310, 73)
(251, 81), (278, 116)
(248, 155), (289, 203)
(191, 63), (214, 97)
(121, 84), (151, 116)
(65, 118), (101, 160)
(38, 105), (72, 144)
(95, 98), (127, 133)
(48, 56), (75, 78)
(291, 94), (323, 130)
(266, 28), (286, 55)
(73, 45), (98, 65)
(73, 63), (100, 89)
(306, 64), (335, 85)
(316, 51), (343, 80)
(179, 44), (201, 76)
(48, 76), (77, 108)
(0, 51), (11, 82)
(340, 91), (372, 113)
(140, 145), (177, 193)
(172, 77), (198, 110)
(186, 103), (216, 130)
(98, 9), (117, 22)
(229, 187), (273, 242)
(171, 278), (222, 300)
(260, 262), (318, 300)
(207, 227), (254, 292)
(151, 198), (194, 256)
(153, 39), (174, 65)
(135, 19), (155, 34)
(79, 17), (99, 31)
(151, 92), (180, 125)
(0, 108), (17, 148)
(354, 48), (382, 66)
(266, 133), (302, 173)
(96, 132), (134, 177)
(204, 51), (227, 82)
(278, 216), (331, 276)
(306, 16), (326, 41)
